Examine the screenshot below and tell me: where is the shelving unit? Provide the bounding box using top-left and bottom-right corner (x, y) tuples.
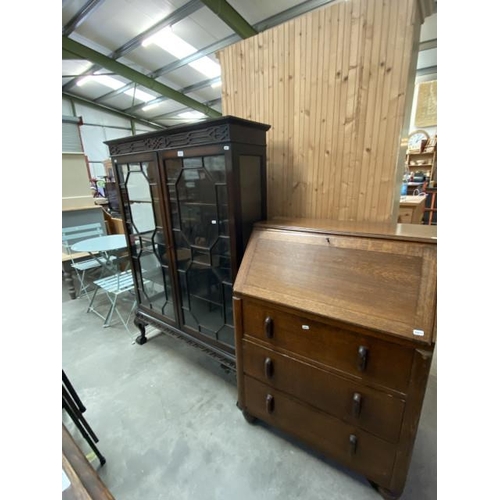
(405, 136), (437, 225)
(405, 149), (437, 186)
(423, 188), (437, 225)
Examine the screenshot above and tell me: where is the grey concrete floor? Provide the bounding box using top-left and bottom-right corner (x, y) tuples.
(62, 279), (437, 500)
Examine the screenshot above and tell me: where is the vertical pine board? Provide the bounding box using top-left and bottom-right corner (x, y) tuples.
(218, 0), (421, 222)
(370, 0), (399, 220)
(325, 3), (344, 218)
(307, 10), (319, 217)
(292, 16), (302, 215)
(319, 4), (333, 217)
(335, 0), (351, 219)
(350, 0), (370, 221)
(363, 0), (390, 220)
(282, 21), (292, 215)
(357, 0), (379, 220)
(315, 7), (328, 218)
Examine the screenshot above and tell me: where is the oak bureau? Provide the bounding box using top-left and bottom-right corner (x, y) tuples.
(233, 219), (437, 499)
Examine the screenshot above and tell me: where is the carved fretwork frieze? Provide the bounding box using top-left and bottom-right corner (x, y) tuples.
(108, 125), (230, 156)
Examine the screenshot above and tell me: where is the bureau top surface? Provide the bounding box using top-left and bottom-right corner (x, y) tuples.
(234, 221), (437, 344)
(255, 218), (437, 244)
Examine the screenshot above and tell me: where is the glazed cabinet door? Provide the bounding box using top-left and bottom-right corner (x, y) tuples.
(113, 153), (176, 322)
(160, 147), (235, 351)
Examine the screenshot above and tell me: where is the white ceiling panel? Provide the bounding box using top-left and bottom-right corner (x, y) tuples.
(161, 64), (218, 90)
(69, 82), (119, 101)
(186, 86), (222, 103)
(136, 99), (185, 119)
(124, 44), (179, 75)
(62, 0), (93, 25)
(70, 0), (179, 52)
(62, 59), (94, 79)
(168, 7), (233, 49)
(227, 0), (316, 26)
(186, 6), (236, 41)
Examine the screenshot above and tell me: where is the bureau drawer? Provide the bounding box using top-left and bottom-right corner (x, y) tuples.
(243, 376), (396, 486)
(242, 301), (414, 393)
(242, 340), (405, 443)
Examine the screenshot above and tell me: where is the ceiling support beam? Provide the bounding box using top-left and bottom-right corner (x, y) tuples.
(62, 0), (106, 36)
(254, 0), (337, 32)
(63, 0), (204, 91)
(62, 36), (222, 118)
(62, 92), (164, 130)
(200, 0), (257, 38)
(419, 38), (437, 51)
(416, 65), (437, 76)
(124, 77), (220, 114)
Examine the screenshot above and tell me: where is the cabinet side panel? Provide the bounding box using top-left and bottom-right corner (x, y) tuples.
(239, 155), (264, 249)
(389, 347), (434, 495)
(233, 296), (245, 408)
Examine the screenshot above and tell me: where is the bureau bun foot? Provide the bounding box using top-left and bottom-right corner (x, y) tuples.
(368, 480), (401, 500)
(242, 410), (257, 424)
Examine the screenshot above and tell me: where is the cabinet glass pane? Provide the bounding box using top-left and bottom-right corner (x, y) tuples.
(190, 297), (224, 335)
(177, 168), (215, 204)
(117, 160), (175, 321)
(174, 230), (191, 271)
(204, 156), (226, 183)
(120, 164), (153, 201)
(165, 154), (233, 346)
(179, 204), (218, 247)
(212, 237), (231, 282)
(183, 157), (203, 169)
(165, 158), (182, 182)
(187, 265), (222, 304)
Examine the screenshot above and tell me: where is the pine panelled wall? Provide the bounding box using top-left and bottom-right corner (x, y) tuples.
(218, 0), (431, 222)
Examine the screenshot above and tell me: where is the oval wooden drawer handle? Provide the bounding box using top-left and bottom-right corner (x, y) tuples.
(266, 394), (275, 414)
(357, 345), (369, 372)
(264, 316), (273, 338)
(264, 357), (274, 379)
(349, 434), (358, 456)
(352, 392), (362, 418)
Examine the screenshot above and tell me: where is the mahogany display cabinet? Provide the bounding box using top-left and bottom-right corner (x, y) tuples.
(105, 116), (270, 369)
(233, 219), (437, 499)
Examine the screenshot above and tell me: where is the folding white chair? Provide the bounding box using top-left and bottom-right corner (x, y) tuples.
(87, 270), (148, 333)
(62, 223), (115, 301)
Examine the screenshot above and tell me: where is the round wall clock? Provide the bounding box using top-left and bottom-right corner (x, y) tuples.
(407, 130), (430, 151)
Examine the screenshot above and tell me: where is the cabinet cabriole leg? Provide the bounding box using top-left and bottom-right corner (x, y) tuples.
(134, 316), (148, 345)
